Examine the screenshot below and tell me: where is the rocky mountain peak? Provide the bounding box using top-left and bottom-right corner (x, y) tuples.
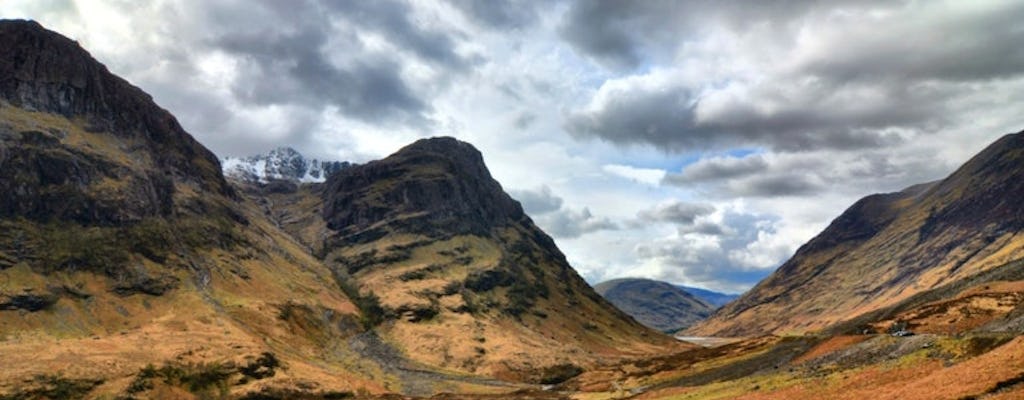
(222, 146), (351, 184)
(322, 136), (525, 242)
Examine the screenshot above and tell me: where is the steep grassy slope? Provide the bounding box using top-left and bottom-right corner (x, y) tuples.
(316, 137), (685, 381)
(691, 131), (1024, 336)
(0, 20), (521, 398)
(594, 278), (715, 332)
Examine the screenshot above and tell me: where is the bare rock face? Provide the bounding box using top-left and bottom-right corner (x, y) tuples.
(0, 20), (232, 226)
(0, 20), (243, 288)
(323, 137), (526, 243)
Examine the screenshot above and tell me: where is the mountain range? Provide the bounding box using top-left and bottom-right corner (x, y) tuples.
(0, 20), (681, 398)
(222, 147), (352, 184)
(3, 19), (1024, 400)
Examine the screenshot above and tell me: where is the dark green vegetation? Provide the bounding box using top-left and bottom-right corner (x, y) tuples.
(123, 354), (284, 399)
(0, 375), (103, 400)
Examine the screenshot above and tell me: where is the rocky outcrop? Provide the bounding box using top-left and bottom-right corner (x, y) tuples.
(0, 128), (174, 224)
(323, 137), (525, 243)
(0, 291), (58, 312)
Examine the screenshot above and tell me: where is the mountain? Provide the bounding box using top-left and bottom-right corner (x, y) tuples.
(676, 285), (740, 308)
(222, 147), (352, 184)
(0, 20), (681, 398)
(690, 130), (1024, 337)
(0, 19), (390, 397)
(311, 137), (683, 380)
(594, 278), (715, 332)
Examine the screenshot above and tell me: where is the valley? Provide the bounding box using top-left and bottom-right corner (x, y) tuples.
(1, 17), (1023, 400)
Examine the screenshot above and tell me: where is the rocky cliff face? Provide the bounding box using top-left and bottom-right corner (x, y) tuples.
(691, 131), (1024, 336)
(0, 20), (237, 229)
(323, 137), (526, 242)
(0, 20), (230, 200)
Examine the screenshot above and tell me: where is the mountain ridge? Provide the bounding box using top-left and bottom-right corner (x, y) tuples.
(690, 130), (1024, 336)
(594, 278), (716, 332)
(222, 146), (352, 184)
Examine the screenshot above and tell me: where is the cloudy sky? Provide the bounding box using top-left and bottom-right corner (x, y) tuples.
(6, 0), (1024, 293)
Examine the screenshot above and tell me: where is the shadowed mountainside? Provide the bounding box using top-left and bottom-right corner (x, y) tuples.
(691, 130), (1024, 336)
(594, 278), (715, 332)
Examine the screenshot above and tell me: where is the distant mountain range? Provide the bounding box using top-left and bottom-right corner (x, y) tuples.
(222, 147), (352, 183)
(594, 278), (736, 332)
(676, 285), (739, 308)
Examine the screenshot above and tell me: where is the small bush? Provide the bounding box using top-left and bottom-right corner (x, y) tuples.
(240, 352), (281, 379)
(0, 374), (103, 400)
(537, 363), (584, 385)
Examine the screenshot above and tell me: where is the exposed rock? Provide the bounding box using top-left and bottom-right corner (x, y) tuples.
(111, 274), (180, 296)
(0, 128), (174, 224)
(0, 19), (232, 204)
(0, 292), (58, 311)
(322, 137), (525, 243)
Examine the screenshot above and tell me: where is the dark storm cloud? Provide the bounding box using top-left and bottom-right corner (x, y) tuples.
(557, 0), (890, 71)
(664, 153), (825, 198)
(637, 201), (714, 225)
(565, 81), (921, 153)
(728, 174), (821, 198)
(511, 186), (616, 239)
(562, 1), (1024, 155)
(324, 0), (473, 70)
(664, 149), (951, 199)
(220, 29), (428, 125)
(510, 186), (563, 215)
(667, 155), (769, 183)
(540, 207), (617, 239)
(204, 0), (476, 127)
(796, 3), (1024, 84)
(447, 0), (542, 29)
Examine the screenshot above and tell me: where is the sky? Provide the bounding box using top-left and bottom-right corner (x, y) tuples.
(5, 0), (1024, 293)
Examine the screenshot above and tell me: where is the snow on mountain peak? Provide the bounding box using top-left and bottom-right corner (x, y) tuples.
(222, 147), (352, 183)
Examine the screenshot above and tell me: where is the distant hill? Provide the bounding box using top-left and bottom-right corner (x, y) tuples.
(690, 130), (1024, 337)
(594, 278), (716, 332)
(676, 286), (740, 308)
